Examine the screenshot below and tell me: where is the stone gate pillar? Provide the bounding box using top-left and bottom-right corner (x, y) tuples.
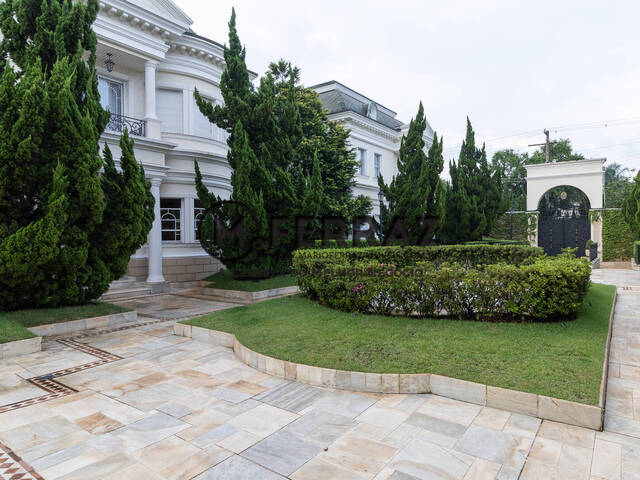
(589, 211), (603, 261)
(528, 213), (539, 248)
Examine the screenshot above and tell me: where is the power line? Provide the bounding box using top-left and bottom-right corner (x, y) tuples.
(441, 116), (640, 154)
(577, 140), (640, 153)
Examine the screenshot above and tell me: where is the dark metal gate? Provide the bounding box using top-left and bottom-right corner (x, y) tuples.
(537, 216), (590, 257)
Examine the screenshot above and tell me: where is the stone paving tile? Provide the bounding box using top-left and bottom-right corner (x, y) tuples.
(216, 429), (262, 453)
(160, 444), (233, 480)
(195, 455), (286, 479)
(0, 270), (638, 480)
(75, 411), (123, 434)
(132, 436), (200, 473)
(114, 294), (238, 320)
(112, 412), (190, 449)
(242, 430), (323, 476)
(387, 436), (474, 479)
(284, 409), (355, 447)
(290, 457), (364, 480)
(229, 403), (299, 438)
(312, 389), (377, 419)
(254, 380), (325, 413)
(455, 425), (532, 470)
(317, 431), (398, 478)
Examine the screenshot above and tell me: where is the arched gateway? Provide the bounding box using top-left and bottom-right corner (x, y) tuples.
(525, 158), (605, 258)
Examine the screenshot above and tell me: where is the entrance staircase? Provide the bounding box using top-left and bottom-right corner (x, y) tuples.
(100, 276), (153, 302)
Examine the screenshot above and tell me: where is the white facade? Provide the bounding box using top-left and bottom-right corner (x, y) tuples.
(94, 0), (240, 283)
(311, 81), (435, 217)
(93, 1), (434, 284)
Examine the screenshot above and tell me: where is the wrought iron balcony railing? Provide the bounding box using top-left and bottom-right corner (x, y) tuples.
(106, 114), (146, 137)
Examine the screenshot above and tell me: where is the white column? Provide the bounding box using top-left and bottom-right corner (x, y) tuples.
(146, 177), (165, 283)
(144, 61), (161, 139)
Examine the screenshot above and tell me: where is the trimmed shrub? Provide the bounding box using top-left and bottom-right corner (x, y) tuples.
(294, 244), (543, 271)
(601, 209), (635, 261)
(293, 246), (590, 321)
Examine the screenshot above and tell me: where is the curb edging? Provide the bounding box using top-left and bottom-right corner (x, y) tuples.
(174, 322), (604, 431)
(0, 311), (138, 360)
(27, 311), (137, 337)
(0, 336), (41, 360)
(183, 286), (300, 304)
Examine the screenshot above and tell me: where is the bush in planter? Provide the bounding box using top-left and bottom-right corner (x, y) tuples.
(294, 246), (590, 321)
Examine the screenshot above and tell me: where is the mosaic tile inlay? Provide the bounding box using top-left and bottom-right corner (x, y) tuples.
(0, 441), (44, 480)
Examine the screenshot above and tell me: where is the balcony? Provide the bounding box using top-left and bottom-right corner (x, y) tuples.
(106, 114), (146, 137)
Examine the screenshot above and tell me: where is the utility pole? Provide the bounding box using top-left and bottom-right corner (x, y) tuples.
(528, 129), (555, 163)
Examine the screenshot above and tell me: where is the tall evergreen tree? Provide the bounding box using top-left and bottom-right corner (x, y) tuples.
(443, 118), (505, 243)
(194, 10), (370, 277)
(623, 170), (640, 239)
(297, 151), (324, 235)
(378, 102), (445, 243)
(94, 131), (154, 282)
(0, 0), (152, 309)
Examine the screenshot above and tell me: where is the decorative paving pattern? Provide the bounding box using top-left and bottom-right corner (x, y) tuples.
(0, 441), (44, 480)
(0, 269), (637, 479)
(56, 316), (173, 340)
(113, 294), (239, 320)
(0, 323), (149, 414)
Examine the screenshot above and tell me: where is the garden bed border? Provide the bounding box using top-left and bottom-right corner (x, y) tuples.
(188, 285), (299, 304)
(27, 311), (137, 337)
(175, 290), (617, 431)
(0, 311), (137, 360)
(0, 337), (41, 360)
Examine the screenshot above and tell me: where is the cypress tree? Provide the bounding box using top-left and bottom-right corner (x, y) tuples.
(623, 170), (640, 239)
(443, 118), (505, 243)
(478, 144), (506, 233)
(194, 9), (370, 277)
(0, 0), (153, 309)
(0, 163), (68, 310)
(93, 131), (154, 285)
(297, 151), (324, 236)
(378, 102), (444, 244)
(443, 118), (486, 243)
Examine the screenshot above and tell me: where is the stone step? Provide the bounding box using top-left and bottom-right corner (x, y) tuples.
(108, 276), (137, 290)
(100, 285), (153, 302)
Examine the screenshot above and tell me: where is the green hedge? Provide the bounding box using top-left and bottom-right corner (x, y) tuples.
(487, 212), (530, 242)
(294, 246), (590, 321)
(601, 210), (635, 261)
(294, 244), (544, 269)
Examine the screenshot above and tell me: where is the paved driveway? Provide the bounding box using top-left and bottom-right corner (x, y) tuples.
(0, 269), (638, 479)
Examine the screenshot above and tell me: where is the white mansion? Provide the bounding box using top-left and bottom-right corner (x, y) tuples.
(92, 0), (434, 284)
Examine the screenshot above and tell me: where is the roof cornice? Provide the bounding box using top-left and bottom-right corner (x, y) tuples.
(329, 111), (403, 142)
(168, 35), (226, 70)
(98, 0), (188, 43)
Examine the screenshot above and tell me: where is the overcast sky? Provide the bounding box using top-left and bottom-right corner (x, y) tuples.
(178, 0), (640, 177)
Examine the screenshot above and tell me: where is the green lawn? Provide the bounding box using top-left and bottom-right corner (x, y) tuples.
(0, 302), (129, 343)
(0, 319), (36, 344)
(204, 270), (297, 292)
(186, 283), (615, 405)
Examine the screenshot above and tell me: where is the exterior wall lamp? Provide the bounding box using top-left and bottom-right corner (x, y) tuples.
(105, 53), (115, 72)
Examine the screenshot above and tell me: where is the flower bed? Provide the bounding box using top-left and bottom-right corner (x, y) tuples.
(293, 245), (591, 321)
